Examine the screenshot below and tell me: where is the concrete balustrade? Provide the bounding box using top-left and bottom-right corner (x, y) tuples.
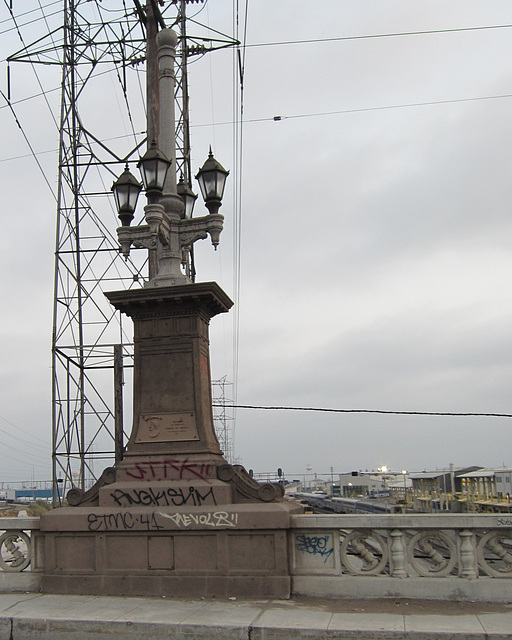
(290, 514), (512, 602)
(0, 517), (42, 592)
(2, 514), (512, 602)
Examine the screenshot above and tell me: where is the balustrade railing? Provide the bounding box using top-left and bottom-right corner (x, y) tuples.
(290, 513), (512, 601)
(0, 518), (41, 573)
(1, 513), (511, 601)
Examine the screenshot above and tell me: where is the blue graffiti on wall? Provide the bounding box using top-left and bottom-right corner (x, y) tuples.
(296, 534), (334, 563)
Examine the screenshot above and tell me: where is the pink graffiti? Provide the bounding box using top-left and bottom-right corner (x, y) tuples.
(125, 458), (212, 482)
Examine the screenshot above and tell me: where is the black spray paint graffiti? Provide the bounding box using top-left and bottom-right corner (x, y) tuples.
(109, 486), (216, 508)
(497, 518), (512, 527)
(86, 510), (240, 532)
(296, 534), (334, 563)
(87, 511), (164, 532)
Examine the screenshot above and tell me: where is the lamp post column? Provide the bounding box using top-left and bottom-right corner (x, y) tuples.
(151, 28), (188, 286)
(158, 28), (178, 195)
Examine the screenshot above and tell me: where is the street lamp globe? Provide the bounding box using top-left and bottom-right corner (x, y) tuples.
(111, 165), (142, 226)
(195, 148), (229, 214)
(177, 177), (198, 219)
(137, 141), (172, 195)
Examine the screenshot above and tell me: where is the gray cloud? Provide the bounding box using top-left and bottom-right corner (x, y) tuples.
(1, 1), (511, 480)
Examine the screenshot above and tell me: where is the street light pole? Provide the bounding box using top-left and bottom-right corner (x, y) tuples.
(112, 27), (228, 288)
(43, 7), (301, 601)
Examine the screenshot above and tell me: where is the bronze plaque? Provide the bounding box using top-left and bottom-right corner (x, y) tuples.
(136, 412), (199, 442)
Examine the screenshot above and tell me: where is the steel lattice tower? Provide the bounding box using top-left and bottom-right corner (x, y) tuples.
(8, 0), (236, 502)
(212, 377), (235, 464)
(52, 0), (149, 502)
(8, 0), (209, 502)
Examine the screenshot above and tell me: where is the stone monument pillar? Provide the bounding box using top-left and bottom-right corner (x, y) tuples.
(41, 281), (300, 598)
(40, 20), (301, 599)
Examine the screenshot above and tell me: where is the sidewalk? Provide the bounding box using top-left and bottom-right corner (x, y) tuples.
(0, 592), (511, 639)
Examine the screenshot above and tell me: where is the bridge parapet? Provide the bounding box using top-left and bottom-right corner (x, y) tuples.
(0, 517), (42, 574)
(289, 513), (512, 602)
(0, 517), (42, 593)
(2, 514), (512, 602)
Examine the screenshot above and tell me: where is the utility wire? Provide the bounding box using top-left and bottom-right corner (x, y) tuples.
(2, 1), (61, 200)
(232, 0), (247, 449)
(0, 414), (49, 447)
(1, 90), (512, 166)
(0, 426), (51, 464)
(268, 93), (512, 122)
(0, 90), (57, 199)
(213, 404), (512, 419)
(0, 452), (49, 474)
(244, 23), (512, 49)
(190, 91), (512, 129)
(5, 84), (512, 123)
(4, 0), (60, 130)
(0, 2), (61, 36)
(0, 441), (50, 465)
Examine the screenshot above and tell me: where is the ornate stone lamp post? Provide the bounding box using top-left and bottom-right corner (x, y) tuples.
(110, 29), (228, 289)
(112, 141), (227, 287)
(41, 25), (301, 601)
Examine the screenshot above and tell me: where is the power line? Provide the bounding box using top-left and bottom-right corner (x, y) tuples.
(192, 91), (512, 129)
(2, 90), (512, 167)
(0, 1), (61, 36)
(231, 0), (248, 455)
(0, 90), (57, 199)
(244, 23), (512, 49)
(0, 416), (49, 447)
(3, 15), (508, 47)
(269, 93), (512, 121)
(0, 428), (50, 464)
(0, 414), (51, 466)
(2, 88), (512, 162)
(214, 404), (512, 419)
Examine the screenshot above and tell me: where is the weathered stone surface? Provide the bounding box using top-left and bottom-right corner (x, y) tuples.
(106, 283), (232, 460)
(40, 282), (301, 598)
(41, 502), (297, 532)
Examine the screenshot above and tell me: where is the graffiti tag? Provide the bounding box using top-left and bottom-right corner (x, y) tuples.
(296, 534), (334, 563)
(87, 511), (164, 532)
(110, 486), (216, 508)
(125, 458), (211, 482)
(497, 518), (512, 527)
(158, 510), (239, 528)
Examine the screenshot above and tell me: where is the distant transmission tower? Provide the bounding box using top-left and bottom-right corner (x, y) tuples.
(212, 377), (236, 464)
(8, 0), (236, 503)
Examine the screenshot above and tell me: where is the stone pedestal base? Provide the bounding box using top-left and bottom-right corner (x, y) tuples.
(41, 503), (300, 598)
(40, 282), (303, 598)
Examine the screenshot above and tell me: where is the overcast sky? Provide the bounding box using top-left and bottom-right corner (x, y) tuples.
(0, 1), (511, 483)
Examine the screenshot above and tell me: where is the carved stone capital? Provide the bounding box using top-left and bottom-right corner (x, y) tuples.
(117, 224), (157, 258)
(66, 467), (116, 507)
(180, 213), (224, 249)
(217, 463), (283, 503)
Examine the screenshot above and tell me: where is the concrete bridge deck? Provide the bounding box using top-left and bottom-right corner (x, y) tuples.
(0, 592), (511, 640)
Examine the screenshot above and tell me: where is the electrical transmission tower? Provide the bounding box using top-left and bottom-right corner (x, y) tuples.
(52, 0), (148, 502)
(8, 0), (236, 502)
(212, 377), (235, 464)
